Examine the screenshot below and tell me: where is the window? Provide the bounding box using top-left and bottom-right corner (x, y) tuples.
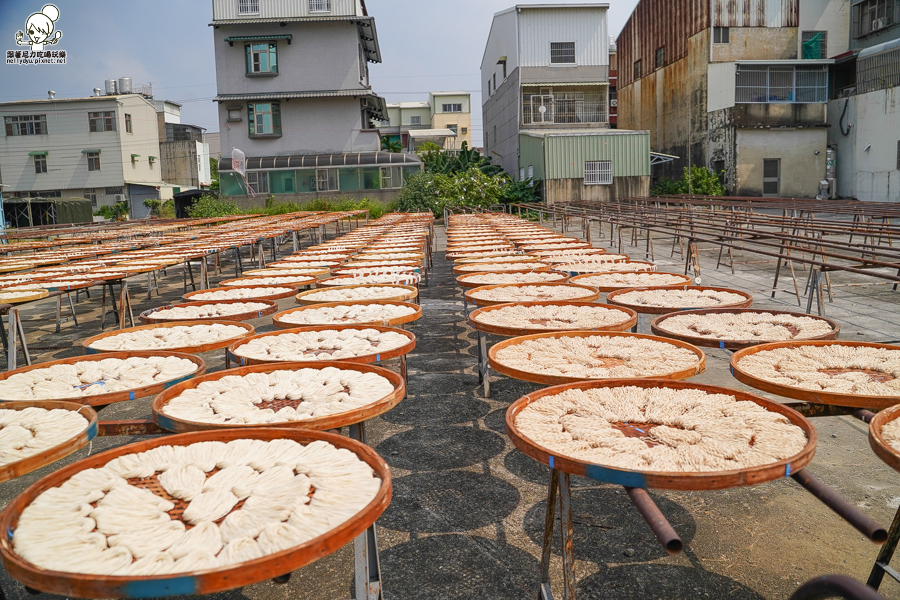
(4, 115), (47, 136)
(317, 169), (339, 191)
(238, 0), (259, 14)
(712, 160), (726, 185)
(461, 127), (468, 134)
(585, 160), (613, 185)
(34, 154), (47, 174)
(248, 102), (282, 136)
(410, 116), (421, 125)
(801, 31), (828, 59)
(519, 167), (525, 181)
(442, 104), (463, 113)
(89, 111), (116, 132)
(713, 27), (730, 44)
(245, 42), (278, 74)
(125, 113), (132, 133)
(493, 73), (497, 90)
(247, 171), (269, 194)
(735, 65), (828, 103)
(763, 159), (781, 196)
(550, 42), (576, 64)
(853, 0), (896, 38)
(655, 47), (665, 69)
(633, 59), (642, 80)
(501, 60), (507, 79)
(359, 44), (367, 81)
(380, 166), (403, 189)
(309, 0), (331, 12)
(105, 187), (123, 195)
(86, 152), (101, 171)
(527, 165), (534, 180)
(487, 80), (492, 96)
(447, 124), (458, 134)
(227, 107), (242, 122)
(84, 188), (97, 207)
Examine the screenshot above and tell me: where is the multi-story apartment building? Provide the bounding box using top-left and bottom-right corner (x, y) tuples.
(0, 89), (164, 215)
(617, 0), (849, 198)
(826, 0), (900, 201)
(482, 4), (651, 202)
(212, 0), (420, 202)
(429, 92), (473, 149)
(382, 92), (472, 151)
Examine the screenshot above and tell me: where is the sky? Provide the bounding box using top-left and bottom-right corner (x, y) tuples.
(0, 0), (639, 146)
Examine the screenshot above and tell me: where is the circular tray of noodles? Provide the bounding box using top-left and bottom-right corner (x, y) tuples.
(570, 272), (692, 293)
(0, 289), (49, 304)
(606, 286), (753, 315)
(139, 300), (279, 325)
(295, 284), (418, 306)
(0, 428), (391, 598)
(456, 271), (569, 289)
(469, 301), (637, 337)
(273, 301), (422, 329)
(505, 379), (816, 490)
(651, 308), (840, 350)
(868, 404), (900, 473)
(83, 322), (255, 356)
(0, 401), (98, 483)
(183, 286), (298, 303)
(731, 341), (900, 410)
(153, 361), (405, 433)
(464, 282), (601, 307)
(488, 331), (705, 386)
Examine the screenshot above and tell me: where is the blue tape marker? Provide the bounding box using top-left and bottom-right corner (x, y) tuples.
(730, 367), (735, 376)
(129, 391), (135, 400)
(125, 576), (197, 598)
(549, 455), (555, 468)
(258, 311), (262, 318)
(720, 341), (726, 349)
(785, 463), (792, 477)
(585, 463), (648, 487)
(7, 526), (14, 541)
(85, 419), (99, 441)
(376, 354), (381, 362)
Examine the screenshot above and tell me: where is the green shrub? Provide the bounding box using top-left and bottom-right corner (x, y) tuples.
(160, 199), (176, 219)
(651, 166), (725, 197)
(94, 201), (128, 221)
(397, 168), (507, 217)
(249, 197), (391, 220)
(186, 194), (241, 218)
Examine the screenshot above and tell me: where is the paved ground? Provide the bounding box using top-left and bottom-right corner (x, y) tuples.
(1, 217), (900, 599)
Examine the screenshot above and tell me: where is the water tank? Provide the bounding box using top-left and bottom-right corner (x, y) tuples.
(105, 79), (117, 95)
(117, 77), (132, 94)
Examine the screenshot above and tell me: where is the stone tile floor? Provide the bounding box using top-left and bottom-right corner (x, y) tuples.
(0, 218), (899, 599)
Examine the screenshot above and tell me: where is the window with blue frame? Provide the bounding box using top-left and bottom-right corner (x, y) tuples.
(245, 42), (278, 74)
(248, 102), (282, 136)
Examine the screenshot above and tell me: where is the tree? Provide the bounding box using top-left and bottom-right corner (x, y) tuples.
(397, 168), (507, 216)
(650, 166), (725, 197)
(186, 194), (241, 218)
(416, 141), (501, 176)
(209, 157), (220, 190)
(143, 198), (162, 218)
(381, 136), (403, 153)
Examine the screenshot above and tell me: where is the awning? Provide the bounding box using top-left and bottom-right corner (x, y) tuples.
(131, 154), (141, 159)
(218, 151), (421, 172)
(858, 38), (900, 60)
(361, 95), (388, 122)
(214, 89), (381, 102)
(28, 151), (47, 156)
(356, 19), (381, 64)
(408, 129), (458, 138)
(81, 149), (101, 154)
(651, 152), (679, 166)
(224, 34), (292, 46)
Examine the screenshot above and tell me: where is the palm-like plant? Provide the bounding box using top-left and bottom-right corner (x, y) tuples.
(381, 136), (403, 153)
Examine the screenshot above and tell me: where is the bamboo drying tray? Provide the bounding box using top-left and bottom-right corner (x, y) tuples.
(139, 299), (279, 324)
(488, 331), (706, 386)
(868, 405), (900, 473)
(0, 290), (49, 304)
(82, 321), (255, 355)
(153, 361), (405, 433)
(183, 285), (298, 302)
(0, 351), (205, 407)
(606, 286), (754, 315)
(0, 428), (391, 599)
(456, 271), (569, 289)
(464, 282), (601, 307)
(506, 379), (816, 490)
(273, 300), (422, 329)
(469, 301), (637, 336)
(295, 284), (418, 306)
(570, 272), (693, 293)
(0, 401), (98, 483)
(651, 308), (840, 350)
(220, 276), (316, 288)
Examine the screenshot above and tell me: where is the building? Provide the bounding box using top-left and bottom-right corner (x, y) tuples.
(211, 0), (419, 202)
(382, 92), (472, 152)
(153, 102), (212, 197)
(616, 0), (850, 198)
(609, 37), (618, 128)
(0, 86), (165, 216)
(429, 92), (473, 148)
(825, 2), (900, 201)
(482, 4), (650, 202)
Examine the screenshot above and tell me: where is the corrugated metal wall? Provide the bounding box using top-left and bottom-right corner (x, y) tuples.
(616, 0), (709, 89)
(518, 135), (546, 180)
(212, 0), (360, 20)
(518, 7), (609, 68)
(543, 133), (651, 180)
(711, 0), (799, 28)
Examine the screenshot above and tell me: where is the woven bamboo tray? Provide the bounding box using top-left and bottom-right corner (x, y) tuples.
(183, 285), (298, 302)
(506, 379), (816, 490)
(0, 401), (98, 483)
(731, 340), (900, 410)
(0, 428), (391, 599)
(452, 263), (551, 276)
(456, 271), (569, 289)
(242, 267), (331, 278)
(139, 299), (279, 324)
(273, 300), (422, 329)
(469, 301), (637, 336)
(488, 331), (706, 386)
(554, 261), (657, 275)
(0, 290), (49, 304)
(606, 286), (754, 315)
(464, 282), (601, 307)
(651, 308), (840, 350)
(153, 361), (405, 433)
(228, 324), (416, 367)
(454, 255), (534, 265)
(868, 405), (900, 473)
(0, 351), (206, 406)
(295, 284), (418, 306)
(83, 321), (255, 355)
(220, 276), (316, 289)
(570, 272), (693, 293)
(316, 274), (421, 287)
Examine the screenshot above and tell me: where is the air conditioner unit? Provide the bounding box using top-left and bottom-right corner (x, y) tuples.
(873, 18), (885, 30)
(115, 195), (124, 202)
(610, 99), (618, 107)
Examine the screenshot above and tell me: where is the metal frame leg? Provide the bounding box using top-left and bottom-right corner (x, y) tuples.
(868, 505), (900, 590)
(6, 308), (30, 371)
(806, 267), (825, 316)
(348, 422), (384, 600)
(478, 330), (490, 398)
(558, 472), (576, 600)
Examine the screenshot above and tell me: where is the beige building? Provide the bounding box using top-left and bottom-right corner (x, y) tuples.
(429, 92), (472, 148)
(382, 92), (472, 151)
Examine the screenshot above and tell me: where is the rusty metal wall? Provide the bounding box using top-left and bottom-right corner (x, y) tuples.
(711, 0), (799, 28)
(616, 0), (709, 89)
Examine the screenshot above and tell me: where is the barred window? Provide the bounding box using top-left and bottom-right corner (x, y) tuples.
(852, 0), (896, 38)
(585, 160), (612, 185)
(763, 159), (781, 197)
(238, 0), (259, 14)
(633, 59), (642, 81)
(655, 47), (665, 69)
(856, 48), (900, 94)
(105, 186), (123, 195)
(309, 0), (331, 12)
(801, 31), (828, 59)
(550, 42), (576, 64)
(735, 65), (828, 103)
(34, 155), (47, 174)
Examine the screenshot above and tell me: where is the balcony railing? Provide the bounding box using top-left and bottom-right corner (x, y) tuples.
(522, 90), (608, 125)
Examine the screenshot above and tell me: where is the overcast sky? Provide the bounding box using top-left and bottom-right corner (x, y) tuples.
(0, 0), (638, 146)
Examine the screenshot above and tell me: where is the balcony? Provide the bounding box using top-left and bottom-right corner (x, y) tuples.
(212, 0), (361, 21)
(522, 87), (608, 127)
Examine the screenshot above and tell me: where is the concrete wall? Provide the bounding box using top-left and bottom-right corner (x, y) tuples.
(482, 67), (521, 175)
(827, 87), (900, 201)
(711, 27), (799, 62)
(432, 113), (472, 149)
(217, 96), (379, 157)
(543, 175), (650, 203)
(735, 127), (827, 196)
(799, 0), (851, 56)
(481, 9), (519, 100)
(732, 103), (828, 127)
(228, 187), (400, 210)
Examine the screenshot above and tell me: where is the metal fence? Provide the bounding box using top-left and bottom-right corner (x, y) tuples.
(522, 88), (608, 125)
